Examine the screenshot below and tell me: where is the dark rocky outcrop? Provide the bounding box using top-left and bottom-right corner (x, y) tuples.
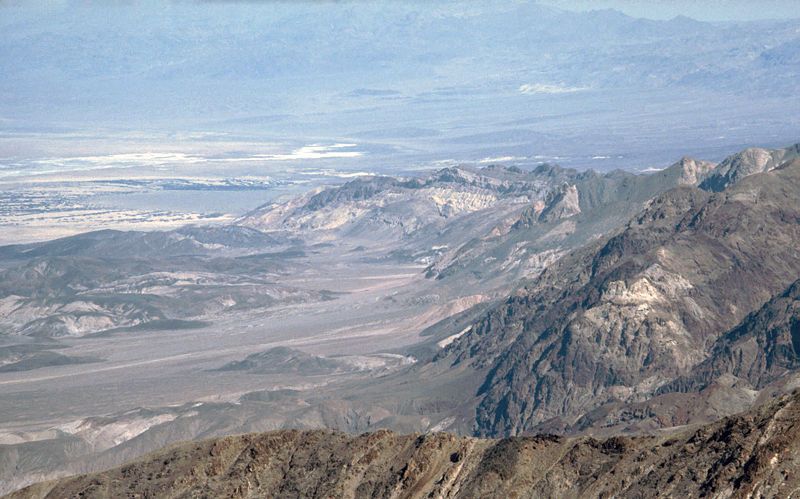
(217, 347), (359, 375)
(435, 156), (800, 436)
(660, 278), (800, 395)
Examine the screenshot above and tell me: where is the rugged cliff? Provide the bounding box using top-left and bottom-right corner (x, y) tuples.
(435, 154), (800, 435)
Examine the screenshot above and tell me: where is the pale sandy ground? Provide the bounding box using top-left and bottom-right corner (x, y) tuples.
(0, 212), (236, 245)
(0, 262), (471, 431)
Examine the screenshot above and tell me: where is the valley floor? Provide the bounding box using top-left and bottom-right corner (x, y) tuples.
(0, 261), (435, 428)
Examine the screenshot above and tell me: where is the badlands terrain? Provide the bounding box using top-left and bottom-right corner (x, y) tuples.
(1, 143), (800, 495)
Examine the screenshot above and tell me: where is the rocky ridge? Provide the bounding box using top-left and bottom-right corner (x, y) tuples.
(10, 390), (800, 499)
(699, 144), (800, 192)
(434, 152), (800, 436)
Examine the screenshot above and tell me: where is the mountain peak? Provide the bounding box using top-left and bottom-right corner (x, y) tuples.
(538, 183), (581, 223)
(664, 156), (716, 185)
(699, 143), (800, 192)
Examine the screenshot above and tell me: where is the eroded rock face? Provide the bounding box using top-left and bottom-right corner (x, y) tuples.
(12, 391), (800, 499)
(435, 158), (800, 436)
(511, 182), (581, 228)
(538, 184), (581, 223)
(660, 278), (800, 395)
(237, 166), (549, 241)
(542, 276), (800, 436)
(673, 156), (716, 185)
(699, 143), (800, 192)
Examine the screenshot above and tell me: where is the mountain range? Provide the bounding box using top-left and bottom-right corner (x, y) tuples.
(4, 2), (800, 175)
(2, 143), (800, 495)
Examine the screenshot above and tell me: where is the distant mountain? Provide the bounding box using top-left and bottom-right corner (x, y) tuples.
(5, 1), (800, 130)
(12, 390), (800, 499)
(238, 165), (553, 245)
(428, 157), (716, 287)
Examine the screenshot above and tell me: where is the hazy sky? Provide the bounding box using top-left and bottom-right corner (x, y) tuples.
(538, 0), (800, 21)
(2, 1), (798, 22)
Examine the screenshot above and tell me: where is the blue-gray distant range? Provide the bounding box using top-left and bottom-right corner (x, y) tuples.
(1, 1), (799, 243)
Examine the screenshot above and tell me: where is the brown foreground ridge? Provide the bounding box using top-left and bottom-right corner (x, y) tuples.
(9, 390), (800, 499)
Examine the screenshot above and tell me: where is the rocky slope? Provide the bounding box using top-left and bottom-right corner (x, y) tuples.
(11, 390), (800, 499)
(238, 165), (549, 244)
(428, 157), (716, 287)
(429, 152), (800, 436)
(699, 144), (800, 192)
(661, 277), (800, 395)
(547, 276), (800, 436)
